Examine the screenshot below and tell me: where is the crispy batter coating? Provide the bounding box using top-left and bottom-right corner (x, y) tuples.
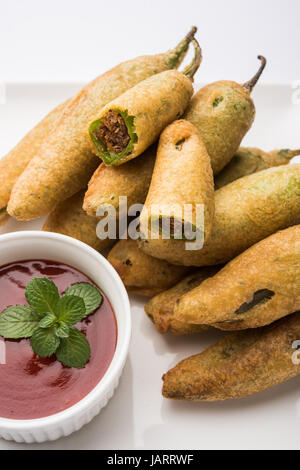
(91, 70), (194, 165)
(215, 147), (300, 189)
(0, 208), (9, 226)
(175, 225), (300, 330)
(139, 164), (300, 266)
(162, 312), (300, 401)
(7, 34), (192, 221)
(184, 81), (255, 174)
(145, 267), (220, 334)
(43, 190), (115, 252)
(107, 239), (189, 296)
(0, 99), (68, 219)
(266, 148), (300, 166)
(139, 120), (214, 243)
(83, 145), (156, 217)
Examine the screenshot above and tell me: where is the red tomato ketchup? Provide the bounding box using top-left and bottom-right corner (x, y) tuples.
(0, 260), (117, 420)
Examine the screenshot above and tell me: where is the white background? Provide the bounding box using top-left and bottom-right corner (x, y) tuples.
(0, 0), (300, 452)
(0, 0), (300, 84)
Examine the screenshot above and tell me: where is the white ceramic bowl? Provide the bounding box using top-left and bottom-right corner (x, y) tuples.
(0, 231), (131, 443)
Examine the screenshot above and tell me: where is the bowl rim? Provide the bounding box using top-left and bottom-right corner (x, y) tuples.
(0, 230), (131, 430)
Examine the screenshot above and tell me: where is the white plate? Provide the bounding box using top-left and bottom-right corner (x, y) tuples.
(0, 82), (299, 450)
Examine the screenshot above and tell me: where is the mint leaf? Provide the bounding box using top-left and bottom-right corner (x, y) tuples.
(30, 327), (60, 357)
(63, 283), (102, 316)
(0, 306), (40, 339)
(25, 278), (59, 316)
(56, 295), (86, 325)
(55, 323), (70, 338)
(56, 327), (91, 368)
(0, 277), (94, 368)
(39, 313), (57, 328)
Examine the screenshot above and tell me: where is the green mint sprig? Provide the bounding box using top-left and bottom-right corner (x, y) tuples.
(0, 278), (102, 368)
